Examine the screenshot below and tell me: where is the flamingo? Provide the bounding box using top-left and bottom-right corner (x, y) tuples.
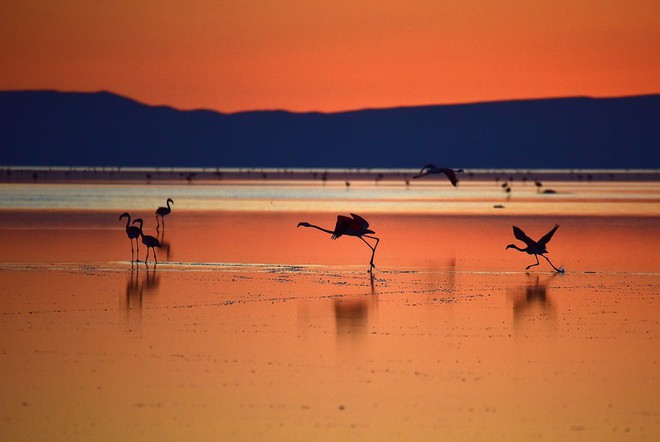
(132, 218), (162, 263)
(155, 198), (174, 231)
(413, 164), (464, 186)
(297, 213), (380, 272)
(506, 224), (564, 273)
(119, 212), (141, 262)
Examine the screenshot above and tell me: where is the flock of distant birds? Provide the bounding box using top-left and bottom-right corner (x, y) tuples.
(120, 165), (564, 273)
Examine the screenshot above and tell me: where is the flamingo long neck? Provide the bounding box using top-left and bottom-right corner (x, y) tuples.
(124, 215), (131, 230)
(135, 221), (144, 235)
(508, 244), (527, 252)
(167, 200), (172, 209)
(306, 224), (336, 236)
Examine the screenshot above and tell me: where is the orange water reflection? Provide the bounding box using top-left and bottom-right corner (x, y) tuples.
(0, 210), (658, 273)
(0, 266), (658, 440)
(0, 189), (659, 440)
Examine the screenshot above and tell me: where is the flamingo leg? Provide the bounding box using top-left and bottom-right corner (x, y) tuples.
(145, 247), (150, 263)
(359, 235), (380, 272)
(136, 240), (140, 262)
(526, 254), (540, 270)
(540, 254), (563, 273)
(130, 239), (134, 262)
(153, 248), (158, 263)
(364, 234), (380, 270)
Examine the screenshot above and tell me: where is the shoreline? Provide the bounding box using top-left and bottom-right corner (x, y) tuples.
(2, 166), (660, 184)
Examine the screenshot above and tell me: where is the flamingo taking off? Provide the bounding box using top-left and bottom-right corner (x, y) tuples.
(506, 224), (564, 273)
(413, 164), (464, 186)
(155, 198), (174, 231)
(119, 212), (141, 262)
(297, 213), (380, 272)
(132, 218), (162, 263)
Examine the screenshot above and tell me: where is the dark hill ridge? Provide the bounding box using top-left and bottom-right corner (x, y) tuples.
(1, 90), (658, 168)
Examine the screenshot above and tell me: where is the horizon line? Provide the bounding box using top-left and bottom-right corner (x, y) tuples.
(2, 88), (660, 115)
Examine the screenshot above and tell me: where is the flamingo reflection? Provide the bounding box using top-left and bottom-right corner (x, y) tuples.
(510, 274), (557, 328)
(123, 262), (161, 326)
(334, 274), (377, 337)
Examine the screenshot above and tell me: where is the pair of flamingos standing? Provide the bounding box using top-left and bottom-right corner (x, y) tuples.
(298, 164), (563, 273)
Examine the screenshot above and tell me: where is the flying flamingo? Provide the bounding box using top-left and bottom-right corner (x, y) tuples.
(297, 213), (380, 272)
(506, 224), (564, 273)
(132, 218), (162, 263)
(413, 164), (464, 186)
(119, 212), (141, 262)
(155, 198), (174, 231)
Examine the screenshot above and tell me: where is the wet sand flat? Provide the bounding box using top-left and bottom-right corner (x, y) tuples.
(0, 179), (659, 440)
(0, 264), (658, 441)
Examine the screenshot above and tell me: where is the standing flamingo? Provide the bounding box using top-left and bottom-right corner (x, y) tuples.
(155, 198), (174, 231)
(413, 164), (464, 186)
(119, 212), (141, 262)
(506, 224), (564, 273)
(132, 218), (162, 263)
(297, 213), (380, 272)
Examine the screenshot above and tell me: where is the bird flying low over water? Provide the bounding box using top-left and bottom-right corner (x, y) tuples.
(413, 164), (464, 186)
(506, 224), (564, 273)
(132, 218), (162, 263)
(297, 213), (380, 273)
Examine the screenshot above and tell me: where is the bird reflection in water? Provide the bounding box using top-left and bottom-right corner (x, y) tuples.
(334, 273), (377, 337)
(510, 274), (558, 328)
(157, 226), (172, 261)
(123, 262), (161, 325)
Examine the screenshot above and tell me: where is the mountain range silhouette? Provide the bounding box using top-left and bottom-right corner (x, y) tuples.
(1, 90), (658, 168)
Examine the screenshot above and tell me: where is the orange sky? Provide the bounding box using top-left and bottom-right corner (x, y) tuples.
(1, 0), (659, 112)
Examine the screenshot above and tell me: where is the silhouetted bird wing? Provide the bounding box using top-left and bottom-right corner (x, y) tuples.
(413, 164), (436, 178)
(537, 224), (559, 247)
(349, 213), (370, 230)
(413, 165), (459, 186)
(512, 226), (536, 248)
(440, 168), (459, 186)
(333, 215), (354, 238)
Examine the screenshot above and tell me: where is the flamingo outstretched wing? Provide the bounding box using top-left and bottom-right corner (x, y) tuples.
(538, 224), (559, 247)
(441, 168), (459, 186)
(332, 215), (353, 239)
(512, 226), (536, 248)
(349, 213), (370, 230)
(413, 164), (459, 186)
(413, 163), (436, 178)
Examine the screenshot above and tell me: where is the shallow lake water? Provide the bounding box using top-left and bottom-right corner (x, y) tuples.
(0, 178), (658, 440)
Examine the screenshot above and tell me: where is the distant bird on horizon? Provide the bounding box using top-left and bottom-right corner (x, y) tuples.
(155, 198), (173, 231)
(506, 224), (564, 273)
(535, 180), (543, 193)
(119, 212), (141, 262)
(297, 213), (380, 272)
(133, 218), (162, 263)
(413, 164), (464, 186)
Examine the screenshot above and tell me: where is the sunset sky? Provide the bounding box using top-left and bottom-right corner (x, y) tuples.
(2, 0), (659, 112)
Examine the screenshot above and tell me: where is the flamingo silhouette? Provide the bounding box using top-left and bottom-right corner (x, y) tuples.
(155, 198), (174, 231)
(506, 224), (564, 272)
(297, 213), (380, 272)
(132, 218), (162, 263)
(119, 212), (141, 262)
(413, 164), (464, 186)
